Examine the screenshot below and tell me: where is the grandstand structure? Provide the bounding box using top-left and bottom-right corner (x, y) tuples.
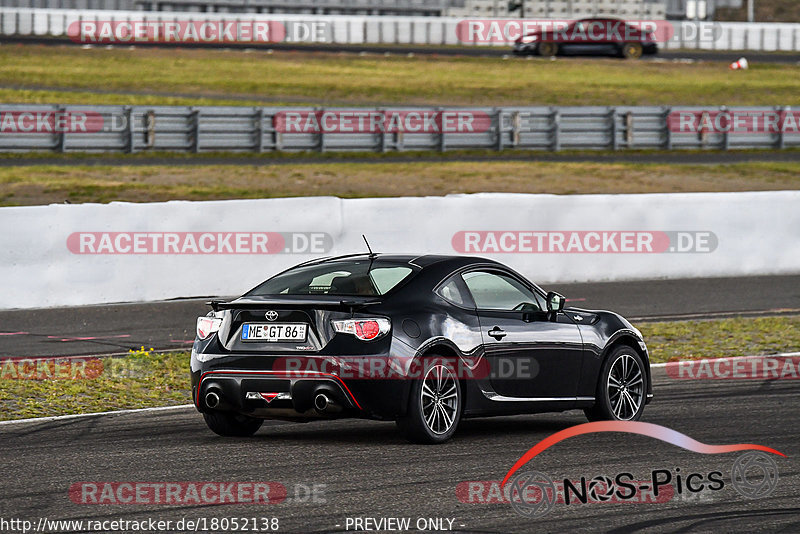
(448, 0), (665, 19)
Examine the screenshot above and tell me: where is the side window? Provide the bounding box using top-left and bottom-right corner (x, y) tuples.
(436, 276), (471, 307)
(461, 271), (543, 311)
(369, 266), (413, 295)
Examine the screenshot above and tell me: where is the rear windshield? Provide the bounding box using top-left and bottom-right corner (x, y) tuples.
(246, 260), (415, 297)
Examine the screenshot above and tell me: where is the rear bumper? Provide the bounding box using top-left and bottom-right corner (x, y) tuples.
(196, 369), (362, 417)
(191, 347), (413, 420)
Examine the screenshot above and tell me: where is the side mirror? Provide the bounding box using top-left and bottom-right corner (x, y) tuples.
(546, 291), (566, 313)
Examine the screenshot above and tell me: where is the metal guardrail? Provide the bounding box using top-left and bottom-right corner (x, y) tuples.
(2, 8), (800, 51)
(1, 105), (798, 153)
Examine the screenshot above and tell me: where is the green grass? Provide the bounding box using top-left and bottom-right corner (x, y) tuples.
(1, 45), (799, 107)
(0, 348), (191, 421)
(1, 316), (798, 421)
(640, 315), (800, 363)
(1, 160), (799, 206)
(0, 87), (280, 107)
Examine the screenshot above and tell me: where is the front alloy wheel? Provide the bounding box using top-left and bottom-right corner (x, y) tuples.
(397, 358), (462, 443)
(585, 346), (646, 422)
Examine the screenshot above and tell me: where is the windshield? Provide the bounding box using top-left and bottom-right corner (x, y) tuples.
(246, 260), (416, 297)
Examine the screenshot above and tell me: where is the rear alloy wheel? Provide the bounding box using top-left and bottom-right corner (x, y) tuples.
(397, 358), (462, 444)
(621, 42), (644, 59)
(585, 346), (646, 422)
(538, 42), (559, 57)
(203, 411), (263, 437)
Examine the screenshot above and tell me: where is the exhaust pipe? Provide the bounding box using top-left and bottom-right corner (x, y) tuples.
(205, 391), (220, 409)
(314, 392), (341, 414)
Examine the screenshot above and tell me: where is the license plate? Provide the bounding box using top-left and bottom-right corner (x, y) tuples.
(241, 323), (307, 342)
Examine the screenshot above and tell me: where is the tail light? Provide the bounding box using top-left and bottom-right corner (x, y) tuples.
(196, 316), (222, 340)
(332, 318), (391, 341)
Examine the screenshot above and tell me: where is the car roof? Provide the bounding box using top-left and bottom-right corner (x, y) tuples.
(522, 17), (629, 36)
(576, 17), (624, 22)
(307, 253), (500, 270)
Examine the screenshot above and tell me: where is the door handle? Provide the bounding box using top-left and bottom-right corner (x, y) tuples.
(487, 327), (507, 340)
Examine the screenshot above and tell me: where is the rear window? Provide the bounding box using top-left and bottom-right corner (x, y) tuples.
(246, 260), (415, 297)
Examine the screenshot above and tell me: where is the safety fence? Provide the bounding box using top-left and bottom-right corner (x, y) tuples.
(2, 104), (799, 153)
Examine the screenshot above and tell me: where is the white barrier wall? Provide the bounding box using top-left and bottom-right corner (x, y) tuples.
(2, 8), (800, 51)
(1, 191), (799, 309)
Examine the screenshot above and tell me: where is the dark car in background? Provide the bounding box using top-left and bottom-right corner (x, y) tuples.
(513, 18), (659, 59)
(191, 254), (652, 443)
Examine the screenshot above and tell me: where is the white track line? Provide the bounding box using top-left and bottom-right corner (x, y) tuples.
(0, 404), (194, 426)
(650, 351), (800, 368)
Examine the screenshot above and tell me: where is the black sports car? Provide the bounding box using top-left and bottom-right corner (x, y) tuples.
(512, 18), (659, 59)
(191, 254), (652, 443)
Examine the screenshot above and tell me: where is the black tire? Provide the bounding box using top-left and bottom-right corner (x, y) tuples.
(538, 42), (559, 57)
(584, 345), (647, 422)
(621, 42), (643, 59)
(203, 411), (263, 437)
(397, 357), (462, 444)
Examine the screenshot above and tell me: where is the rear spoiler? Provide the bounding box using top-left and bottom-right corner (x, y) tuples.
(207, 297), (382, 312)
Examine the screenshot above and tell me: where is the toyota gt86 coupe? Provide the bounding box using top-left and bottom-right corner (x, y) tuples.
(191, 254), (652, 443)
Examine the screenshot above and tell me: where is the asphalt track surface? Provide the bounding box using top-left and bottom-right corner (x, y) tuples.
(1, 274), (798, 358)
(3, 36), (800, 65)
(0, 364), (797, 533)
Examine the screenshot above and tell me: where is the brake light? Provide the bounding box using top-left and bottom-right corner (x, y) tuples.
(332, 318), (391, 341)
(196, 316), (222, 340)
